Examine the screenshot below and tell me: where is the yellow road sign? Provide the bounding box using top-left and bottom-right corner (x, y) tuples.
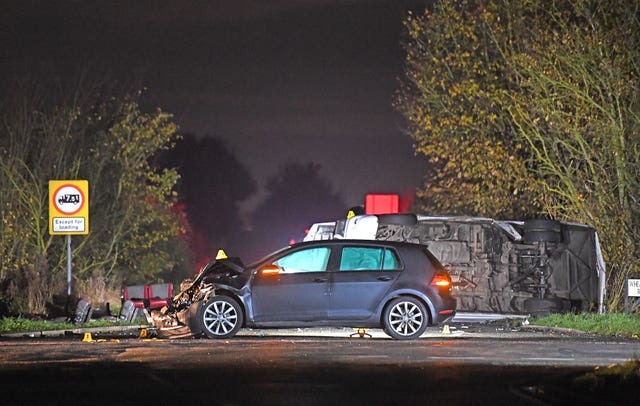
(49, 180), (89, 235)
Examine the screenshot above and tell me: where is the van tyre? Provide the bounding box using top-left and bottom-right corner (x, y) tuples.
(523, 297), (563, 317)
(197, 295), (244, 339)
(377, 214), (418, 226)
(524, 219), (562, 243)
(74, 299), (92, 325)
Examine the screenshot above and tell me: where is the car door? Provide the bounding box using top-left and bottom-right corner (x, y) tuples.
(329, 245), (401, 320)
(250, 246), (333, 323)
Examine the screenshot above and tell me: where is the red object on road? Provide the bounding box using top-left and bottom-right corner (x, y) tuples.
(122, 283), (173, 309)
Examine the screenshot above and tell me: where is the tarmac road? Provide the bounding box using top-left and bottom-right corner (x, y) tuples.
(1, 322), (639, 405)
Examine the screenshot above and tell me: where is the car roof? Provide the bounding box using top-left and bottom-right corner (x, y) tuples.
(290, 239), (425, 250)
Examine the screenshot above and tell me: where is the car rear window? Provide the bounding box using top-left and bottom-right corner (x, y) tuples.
(339, 247), (401, 271)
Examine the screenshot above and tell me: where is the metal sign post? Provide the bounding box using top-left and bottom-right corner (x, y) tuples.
(625, 277), (629, 313)
(49, 180), (90, 314)
(67, 235), (72, 297)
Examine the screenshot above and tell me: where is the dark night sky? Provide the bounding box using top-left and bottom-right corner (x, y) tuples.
(2, 0), (428, 213)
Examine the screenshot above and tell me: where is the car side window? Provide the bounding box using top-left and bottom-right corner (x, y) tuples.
(382, 248), (401, 270)
(340, 247), (401, 271)
(273, 247), (331, 273)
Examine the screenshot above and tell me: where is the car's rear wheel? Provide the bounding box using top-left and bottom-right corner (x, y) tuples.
(383, 297), (428, 340)
(198, 295), (244, 339)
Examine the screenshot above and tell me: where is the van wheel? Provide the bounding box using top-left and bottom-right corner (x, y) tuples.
(377, 214), (418, 226)
(524, 297), (564, 317)
(523, 219), (562, 243)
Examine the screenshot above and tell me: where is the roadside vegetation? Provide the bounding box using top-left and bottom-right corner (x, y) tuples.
(532, 313), (640, 338)
(0, 80), (189, 316)
(397, 0), (640, 311)
(0, 316), (131, 334)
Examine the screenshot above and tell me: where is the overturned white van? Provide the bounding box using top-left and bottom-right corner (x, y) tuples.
(305, 214), (606, 315)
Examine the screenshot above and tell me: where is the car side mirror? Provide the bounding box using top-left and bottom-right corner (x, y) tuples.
(259, 264), (282, 275)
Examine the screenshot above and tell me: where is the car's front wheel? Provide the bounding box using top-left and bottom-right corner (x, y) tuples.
(198, 295), (244, 339)
(383, 297), (428, 340)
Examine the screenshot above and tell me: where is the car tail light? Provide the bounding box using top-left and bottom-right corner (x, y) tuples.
(430, 271), (452, 288)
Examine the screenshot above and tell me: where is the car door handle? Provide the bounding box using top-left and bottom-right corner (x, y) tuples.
(377, 276), (392, 281)
(313, 278), (327, 283)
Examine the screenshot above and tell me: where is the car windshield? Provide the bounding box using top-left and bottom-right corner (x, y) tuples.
(245, 245), (293, 269)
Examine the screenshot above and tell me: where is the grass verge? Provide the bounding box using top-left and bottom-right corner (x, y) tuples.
(0, 317), (130, 334)
(532, 313), (640, 338)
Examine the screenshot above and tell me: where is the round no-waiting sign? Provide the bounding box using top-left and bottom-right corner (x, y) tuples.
(49, 180), (89, 235)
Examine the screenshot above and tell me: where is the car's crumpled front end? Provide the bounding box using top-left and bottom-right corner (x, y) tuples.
(150, 258), (246, 338)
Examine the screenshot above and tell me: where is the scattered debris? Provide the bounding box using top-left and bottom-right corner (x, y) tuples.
(81, 332), (119, 343)
(74, 299), (92, 326)
(350, 328), (372, 338)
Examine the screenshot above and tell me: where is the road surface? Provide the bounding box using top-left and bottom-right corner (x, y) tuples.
(1, 323), (638, 405)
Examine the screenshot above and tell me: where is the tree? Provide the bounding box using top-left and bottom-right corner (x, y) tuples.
(0, 79), (186, 314)
(396, 0), (545, 218)
(248, 162), (345, 260)
(162, 134), (256, 265)
(397, 0), (640, 310)
(85, 99), (184, 283)
(505, 0), (640, 309)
